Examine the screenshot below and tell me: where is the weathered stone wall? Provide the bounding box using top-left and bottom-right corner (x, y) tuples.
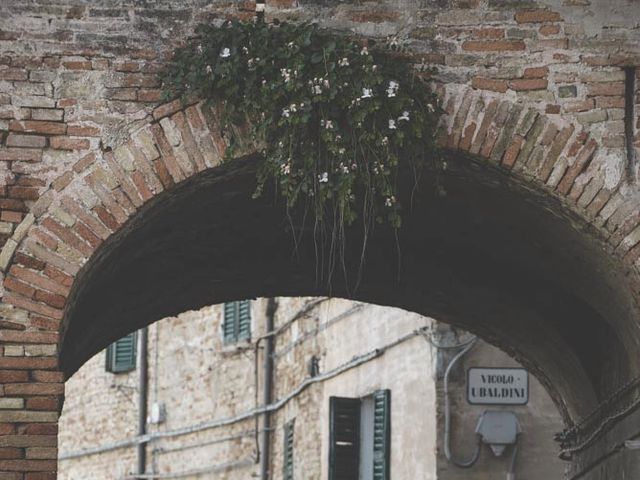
(0, 1), (639, 478)
(58, 298), (565, 479)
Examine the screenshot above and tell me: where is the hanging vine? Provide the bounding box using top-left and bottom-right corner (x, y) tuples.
(162, 20), (441, 282)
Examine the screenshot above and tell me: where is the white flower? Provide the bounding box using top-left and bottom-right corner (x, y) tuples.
(361, 88), (373, 99)
(205, 65), (213, 74)
(325, 120), (333, 129)
(386, 80), (399, 98)
(427, 103), (435, 112)
(338, 57), (350, 67)
(381, 136), (388, 145)
(318, 172), (329, 183)
(323, 78), (330, 88)
(338, 148), (346, 155)
(398, 111), (410, 121)
(282, 108), (290, 118)
(196, 44), (203, 54)
(242, 46), (249, 54)
(281, 163), (291, 175)
(220, 47), (231, 58)
(340, 162), (349, 173)
(290, 103), (297, 112)
(313, 85), (323, 95)
(281, 68), (291, 83)
(385, 196), (396, 207)
(360, 46), (368, 56)
(388, 119), (397, 130)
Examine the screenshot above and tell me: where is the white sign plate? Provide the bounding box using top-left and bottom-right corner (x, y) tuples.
(467, 367), (529, 405)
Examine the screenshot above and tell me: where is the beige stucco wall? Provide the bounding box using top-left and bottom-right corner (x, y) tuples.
(58, 298), (565, 479)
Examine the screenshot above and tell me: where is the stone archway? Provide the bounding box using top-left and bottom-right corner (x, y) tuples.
(0, 85), (639, 478)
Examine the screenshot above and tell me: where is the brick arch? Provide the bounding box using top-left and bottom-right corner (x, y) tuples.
(0, 88), (639, 477)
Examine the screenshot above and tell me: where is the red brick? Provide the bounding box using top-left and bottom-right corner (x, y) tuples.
(0, 321), (26, 331)
(0, 460), (57, 472)
(4, 276), (36, 298)
(72, 152), (96, 173)
(19, 424), (57, 436)
(131, 171), (154, 202)
(595, 96), (625, 108)
(62, 60), (91, 70)
(30, 371), (64, 383)
(3, 292), (64, 321)
(472, 77), (508, 93)
(545, 104), (561, 114)
(121, 73), (160, 88)
(564, 99), (595, 113)
(0, 68), (28, 81)
(539, 25), (561, 36)
(0, 424), (16, 435)
(1, 211), (23, 223)
(13, 253), (45, 271)
(0, 148), (42, 162)
(347, 9), (400, 23)
(0, 330), (58, 344)
(152, 99), (182, 120)
(462, 40), (525, 51)
(26, 398), (60, 411)
(9, 121), (66, 135)
(138, 88), (162, 102)
(30, 316), (60, 332)
(4, 384), (63, 396)
(26, 474), (56, 480)
(41, 217), (92, 257)
(6, 134), (46, 149)
(0, 371), (29, 383)
(0, 357), (57, 370)
(93, 205), (120, 231)
(66, 125), (99, 137)
(0, 199), (27, 211)
(30, 228), (58, 251)
(7, 186), (39, 200)
(523, 66), (549, 78)
(73, 221), (102, 249)
(114, 61), (141, 72)
(515, 9), (562, 23)
(49, 136), (90, 151)
(508, 78), (548, 91)
(586, 82), (625, 96)
(43, 265), (73, 288)
(33, 290), (65, 310)
(0, 449), (22, 460)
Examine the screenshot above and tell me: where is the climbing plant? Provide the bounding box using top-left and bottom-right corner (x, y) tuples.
(162, 20), (441, 280)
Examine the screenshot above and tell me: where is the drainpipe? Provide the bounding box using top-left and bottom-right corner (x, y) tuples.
(260, 299), (278, 480)
(138, 327), (149, 478)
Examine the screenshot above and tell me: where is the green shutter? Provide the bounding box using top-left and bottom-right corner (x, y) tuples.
(329, 397), (360, 480)
(238, 300), (251, 340)
(372, 390), (391, 480)
(223, 302), (238, 343)
(223, 300), (251, 344)
(106, 331), (137, 373)
(283, 419), (295, 480)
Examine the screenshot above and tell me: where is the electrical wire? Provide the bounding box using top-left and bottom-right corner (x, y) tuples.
(60, 326), (425, 461)
(442, 337), (481, 468)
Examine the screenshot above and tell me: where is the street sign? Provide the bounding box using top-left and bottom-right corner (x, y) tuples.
(467, 367), (529, 405)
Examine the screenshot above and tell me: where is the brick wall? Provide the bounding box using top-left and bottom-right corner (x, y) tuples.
(58, 298), (565, 479)
(0, 1), (639, 478)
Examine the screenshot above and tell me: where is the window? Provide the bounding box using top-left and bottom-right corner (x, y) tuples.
(283, 419), (295, 480)
(223, 300), (251, 344)
(329, 390), (391, 480)
(105, 331), (137, 373)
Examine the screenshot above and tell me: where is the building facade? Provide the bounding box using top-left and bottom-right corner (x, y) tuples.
(58, 298), (566, 479)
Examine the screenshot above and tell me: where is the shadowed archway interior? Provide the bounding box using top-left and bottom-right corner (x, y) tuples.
(60, 151), (639, 426)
